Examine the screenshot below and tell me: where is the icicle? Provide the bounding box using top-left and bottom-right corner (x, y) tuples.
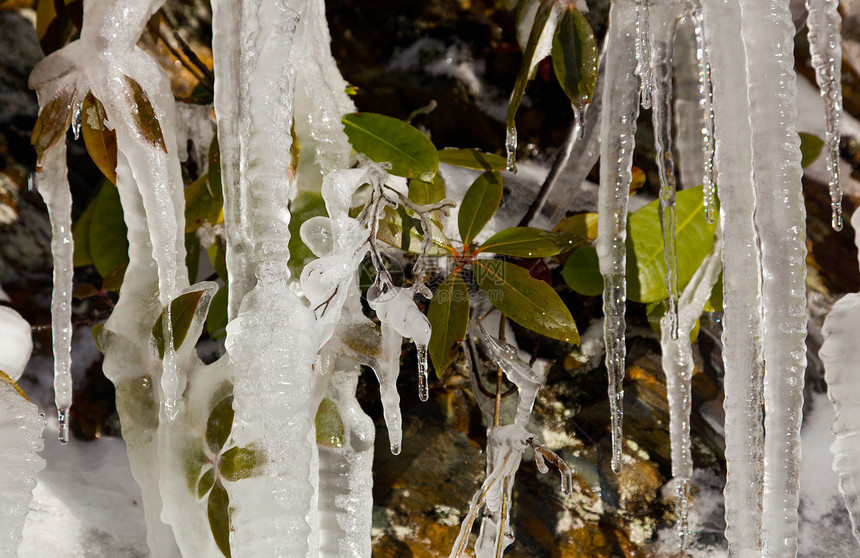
(71, 97), (83, 141)
(740, 0), (808, 552)
(416, 344), (429, 402)
(636, 0), (653, 109)
(672, 15), (703, 191)
(649, 0), (683, 341)
(806, 0), (843, 231)
(596, 0), (640, 474)
(35, 141), (73, 444)
(692, 5), (716, 222)
(505, 125), (518, 172)
(699, 0), (765, 553)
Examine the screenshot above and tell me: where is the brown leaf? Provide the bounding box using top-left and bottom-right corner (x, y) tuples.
(123, 75), (167, 153)
(31, 87), (75, 170)
(82, 92), (118, 184)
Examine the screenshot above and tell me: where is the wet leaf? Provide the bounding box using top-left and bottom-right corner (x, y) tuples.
(315, 398), (345, 448)
(437, 148), (506, 171)
(551, 4), (598, 106)
(206, 285), (228, 340)
(220, 446), (259, 482)
(152, 290), (206, 358)
(123, 75), (167, 153)
(427, 271), (470, 376)
(207, 480), (232, 558)
(88, 180), (129, 277)
(506, 0), (557, 133)
(31, 87), (75, 170)
(560, 246), (603, 296)
(408, 175), (446, 206)
(473, 259), (578, 344)
(197, 467), (215, 499)
(342, 112), (439, 181)
(799, 132), (824, 168)
(206, 395), (234, 454)
(377, 205), (452, 256)
(458, 171), (503, 247)
(553, 212), (598, 252)
(478, 227), (561, 258)
(81, 93), (118, 184)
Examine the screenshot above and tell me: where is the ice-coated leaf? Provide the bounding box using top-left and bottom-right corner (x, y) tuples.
(561, 246), (603, 296)
(206, 285), (228, 339)
(377, 205), (452, 255)
(88, 180), (129, 277)
(205, 395), (234, 454)
(427, 271), (470, 376)
(552, 212), (598, 252)
(473, 259), (579, 344)
(81, 93), (117, 184)
(551, 4), (598, 106)
(207, 480), (231, 558)
(0, 370), (30, 402)
(101, 262), (127, 292)
(220, 446), (259, 482)
(122, 75), (167, 153)
(197, 467), (215, 499)
(408, 175), (446, 205)
(184, 438), (206, 493)
(342, 112), (439, 181)
(506, 0), (556, 133)
(459, 170), (503, 247)
(184, 173), (223, 233)
(478, 227), (562, 257)
(315, 398), (345, 448)
(152, 289), (207, 358)
(31, 86), (74, 170)
(799, 132), (824, 168)
(437, 148), (506, 171)
(91, 323), (104, 352)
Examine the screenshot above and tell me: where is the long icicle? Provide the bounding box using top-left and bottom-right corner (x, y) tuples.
(740, 0), (809, 553)
(596, 0), (640, 474)
(805, 0), (843, 231)
(692, 3), (716, 222)
(636, 0), (653, 109)
(699, 0), (765, 554)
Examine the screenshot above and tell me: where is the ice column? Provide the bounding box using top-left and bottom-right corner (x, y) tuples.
(596, 0), (640, 474)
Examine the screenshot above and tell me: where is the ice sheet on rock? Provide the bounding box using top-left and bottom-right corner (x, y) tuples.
(596, 0), (640, 475)
(0, 383), (46, 558)
(805, 0), (843, 230)
(0, 307), (34, 381)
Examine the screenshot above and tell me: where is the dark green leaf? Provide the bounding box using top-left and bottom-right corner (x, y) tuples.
(88, 180), (129, 278)
(81, 92), (118, 184)
(561, 246), (603, 296)
(427, 272), (470, 376)
(478, 227), (561, 257)
(220, 446), (259, 482)
(184, 438), (206, 493)
(705, 273), (723, 312)
(72, 283), (99, 299)
(35, 0), (79, 54)
(315, 398), (344, 448)
(288, 191), (328, 278)
(31, 86), (75, 170)
(207, 238), (228, 282)
(72, 193), (95, 267)
(206, 395), (234, 454)
(123, 75), (167, 153)
(342, 112), (439, 181)
(208, 135), (223, 200)
(185, 233), (201, 283)
(473, 259), (578, 344)
(437, 148), (506, 171)
(458, 171), (503, 247)
(506, 0), (556, 136)
(152, 290), (207, 358)
(197, 467), (215, 499)
(184, 173), (223, 233)
(799, 132), (824, 169)
(408, 175), (446, 205)
(552, 213), (598, 252)
(207, 480), (232, 558)
(101, 262), (127, 292)
(551, 5), (598, 106)
(206, 285), (228, 340)
(376, 205), (452, 256)
(91, 323), (104, 352)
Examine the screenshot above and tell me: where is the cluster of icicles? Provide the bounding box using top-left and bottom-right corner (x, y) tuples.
(21, 0), (860, 555)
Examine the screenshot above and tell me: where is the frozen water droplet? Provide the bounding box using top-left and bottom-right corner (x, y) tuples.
(676, 478), (690, 549)
(573, 104), (585, 140)
(416, 344), (429, 402)
(390, 442), (401, 456)
(610, 390), (624, 474)
(505, 126), (518, 172)
(58, 406), (69, 444)
(72, 99), (83, 141)
(27, 173), (37, 193)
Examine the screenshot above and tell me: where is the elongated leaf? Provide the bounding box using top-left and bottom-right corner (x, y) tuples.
(35, 0), (80, 54)
(459, 171), (503, 247)
(427, 272), (470, 376)
(185, 173), (223, 233)
(408, 175), (446, 205)
(31, 86), (75, 170)
(437, 148), (506, 171)
(72, 283), (99, 299)
(184, 438), (206, 493)
(473, 259), (578, 344)
(101, 262), (128, 292)
(152, 289), (206, 358)
(553, 212), (599, 252)
(506, 0), (557, 132)
(197, 467), (215, 499)
(551, 4), (598, 105)
(123, 75), (167, 153)
(206, 395), (234, 454)
(206, 285), (228, 339)
(208, 480), (232, 558)
(342, 112), (439, 181)
(315, 398), (345, 448)
(377, 205), (452, 256)
(88, 181), (129, 277)
(799, 132), (824, 168)
(208, 237), (228, 282)
(478, 227), (561, 257)
(185, 233), (201, 283)
(81, 93), (118, 184)
(560, 246), (603, 296)
(220, 446), (259, 482)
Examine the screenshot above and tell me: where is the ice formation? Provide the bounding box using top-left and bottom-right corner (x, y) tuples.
(0, 306), (34, 381)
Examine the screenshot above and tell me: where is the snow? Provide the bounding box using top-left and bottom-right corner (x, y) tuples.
(0, 306), (34, 381)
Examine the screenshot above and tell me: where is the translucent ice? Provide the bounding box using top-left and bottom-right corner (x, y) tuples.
(0, 307), (34, 381)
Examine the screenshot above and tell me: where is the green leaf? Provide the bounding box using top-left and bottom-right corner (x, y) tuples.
(288, 191), (328, 278)
(123, 75), (167, 153)
(206, 285), (228, 340)
(561, 246), (603, 296)
(81, 92), (118, 184)
(197, 467), (215, 499)
(184, 173), (223, 233)
(208, 237), (228, 282)
(88, 180), (129, 278)
(473, 259), (578, 344)
(208, 136), (223, 200)
(553, 213), (598, 252)
(408, 175), (446, 206)
(315, 398), (344, 448)
(220, 446), (259, 482)
(101, 262), (128, 292)
(799, 132), (824, 169)
(437, 148), (506, 171)
(72, 283), (99, 299)
(31, 86), (75, 170)
(627, 186), (718, 303)
(705, 273), (723, 312)
(458, 170), (504, 247)
(72, 193), (95, 267)
(206, 395), (234, 454)
(427, 272), (470, 376)
(185, 233), (201, 283)
(152, 290), (206, 358)
(342, 112), (439, 181)
(184, 438), (206, 493)
(91, 323), (105, 352)
(376, 205), (452, 256)
(478, 227), (561, 257)
(551, 4), (598, 106)
(207, 480), (232, 558)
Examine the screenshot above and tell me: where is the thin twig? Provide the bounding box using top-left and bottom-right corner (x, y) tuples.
(160, 7), (215, 86)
